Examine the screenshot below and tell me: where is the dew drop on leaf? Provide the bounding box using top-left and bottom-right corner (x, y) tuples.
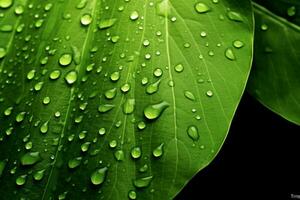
(144, 101), (169, 120)
(133, 176), (153, 188)
(152, 143), (164, 158)
(20, 152), (41, 166)
(90, 167), (108, 185)
(187, 125), (200, 141)
(195, 2), (210, 14)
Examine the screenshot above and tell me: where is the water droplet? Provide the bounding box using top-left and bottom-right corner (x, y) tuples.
(261, 24), (268, 31)
(187, 125), (199, 141)
(98, 104), (115, 113)
(90, 167), (108, 185)
(34, 82), (44, 91)
(156, 0), (171, 17)
(104, 88), (117, 99)
(233, 40), (244, 49)
(27, 70), (36, 80)
(40, 121), (49, 134)
(121, 83), (131, 93)
(98, 127), (106, 135)
(153, 68), (163, 77)
(206, 90), (213, 97)
(225, 48), (236, 60)
(174, 64), (184, 73)
(109, 140), (117, 148)
(16, 112), (26, 122)
(133, 176), (153, 188)
(195, 2), (210, 14)
(0, 47), (7, 59)
(98, 18), (117, 29)
(128, 190), (137, 199)
(65, 70), (78, 85)
(130, 11), (139, 21)
(59, 54), (72, 66)
(20, 152), (41, 166)
(114, 150), (124, 161)
(137, 121), (146, 130)
(81, 13), (92, 26)
(0, 0), (13, 9)
(33, 169), (45, 181)
(110, 71), (120, 82)
(139, 164), (148, 173)
(50, 70), (61, 80)
(144, 101), (169, 120)
(143, 39), (150, 47)
(76, 0), (87, 9)
(123, 98), (135, 114)
(184, 91), (196, 101)
(146, 80), (161, 94)
(43, 96), (51, 105)
(81, 142), (91, 152)
(131, 147), (142, 159)
(287, 6), (296, 17)
(68, 157), (82, 169)
(16, 175), (27, 186)
(14, 5), (24, 15)
(227, 11), (243, 22)
(153, 143), (164, 158)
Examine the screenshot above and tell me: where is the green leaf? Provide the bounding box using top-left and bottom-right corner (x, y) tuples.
(248, 2), (300, 125)
(0, 0), (253, 199)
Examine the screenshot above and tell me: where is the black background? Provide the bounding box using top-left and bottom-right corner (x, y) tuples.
(175, 93), (300, 200)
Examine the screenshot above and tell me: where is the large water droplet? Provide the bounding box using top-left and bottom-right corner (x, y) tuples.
(90, 167), (108, 185)
(20, 152), (41, 166)
(144, 101), (169, 120)
(0, 0), (13, 9)
(187, 125), (199, 141)
(40, 121), (49, 134)
(133, 176), (153, 188)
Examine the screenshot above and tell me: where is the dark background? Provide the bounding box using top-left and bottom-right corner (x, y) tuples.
(175, 93), (300, 200)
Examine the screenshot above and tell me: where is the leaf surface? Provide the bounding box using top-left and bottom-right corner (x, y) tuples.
(248, 2), (300, 125)
(0, 0), (253, 199)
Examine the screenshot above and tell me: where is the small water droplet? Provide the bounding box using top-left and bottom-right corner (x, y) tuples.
(114, 150), (124, 161)
(227, 11), (243, 22)
(16, 175), (27, 186)
(33, 169), (45, 181)
(174, 64), (184, 73)
(16, 112), (26, 122)
(40, 121), (49, 134)
(153, 143), (164, 158)
(133, 176), (153, 188)
(131, 147), (142, 159)
(0, 47), (7, 59)
(50, 70), (61, 80)
(184, 91), (196, 101)
(98, 18), (117, 29)
(195, 2), (210, 14)
(233, 40), (244, 49)
(187, 125), (199, 141)
(68, 157), (82, 169)
(130, 11), (139, 20)
(146, 80), (161, 95)
(98, 104), (115, 113)
(206, 90), (214, 97)
(123, 98), (135, 114)
(225, 48), (236, 60)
